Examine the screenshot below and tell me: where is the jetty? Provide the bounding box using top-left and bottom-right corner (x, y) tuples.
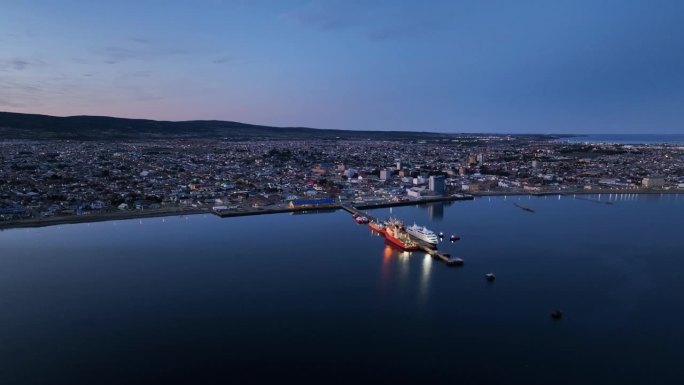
(341, 204), (462, 266)
(574, 196), (614, 205)
(513, 202), (535, 212)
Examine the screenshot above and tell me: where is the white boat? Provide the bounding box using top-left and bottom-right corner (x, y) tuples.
(406, 223), (439, 245)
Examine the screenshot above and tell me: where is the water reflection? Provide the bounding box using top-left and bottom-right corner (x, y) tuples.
(1, 195), (683, 384)
(419, 253), (432, 303)
(380, 245), (393, 288)
(426, 202), (444, 221)
(382, 245), (392, 263)
(397, 248), (410, 285)
(380, 242), (412, 287)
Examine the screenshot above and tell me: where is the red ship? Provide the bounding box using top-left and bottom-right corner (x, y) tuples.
(383, 221), (419, 251)
(354, 215), (369, 224)
(368, 220), (385, 234)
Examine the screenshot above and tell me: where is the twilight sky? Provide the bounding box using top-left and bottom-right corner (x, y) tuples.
(1, 0), (682, 133)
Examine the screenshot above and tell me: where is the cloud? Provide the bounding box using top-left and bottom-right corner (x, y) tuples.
(282, 0), (374, 31)
(212, 57), (234, 64)
(0, 97), (26, 107)
(127, 37), (151, 45)
(0, 80), (40, 93)
(366, 19), (444, 41)
(283, 0), (452, 41)
(0, 79), (43, 108)
(94, 39), (189, 64)
(10, 59), (29, 70)
(0, 58), (44, 71)
(122, 70), (152, 78)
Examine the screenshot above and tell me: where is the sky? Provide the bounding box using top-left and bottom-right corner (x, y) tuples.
(1, 0), (683, 134)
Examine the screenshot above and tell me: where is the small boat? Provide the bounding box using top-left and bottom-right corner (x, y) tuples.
(550, 309), (563, 320)
(447, 257), (464, 266)
(485, 272), (496, 281)
(438, 231), (444, 238)
(450, 235), (460, 241)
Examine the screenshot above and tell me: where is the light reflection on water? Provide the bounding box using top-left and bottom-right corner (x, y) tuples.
(419, 253), (432, 304)
(0, 195), (683, 384)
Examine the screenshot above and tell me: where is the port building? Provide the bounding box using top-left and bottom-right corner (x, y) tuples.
(429, 175), (445, 195)
(289, 198), (337, 208)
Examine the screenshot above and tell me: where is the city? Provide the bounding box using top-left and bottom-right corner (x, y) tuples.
(1, 136), (682, 225)
(2, 1), (684, 383)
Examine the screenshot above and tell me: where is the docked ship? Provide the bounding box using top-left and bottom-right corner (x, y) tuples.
(384, 220), (419, 250)
(353, 214), (369, 224)
(368, 220), (385, 234)
(406, 223), (439, 245)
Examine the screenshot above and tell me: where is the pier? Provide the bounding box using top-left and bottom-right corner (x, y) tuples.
(513, 202), (535, 212)
(341, 204), (462, 266)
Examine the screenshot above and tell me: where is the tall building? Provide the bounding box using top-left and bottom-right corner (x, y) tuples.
(429, 175), (445, 195)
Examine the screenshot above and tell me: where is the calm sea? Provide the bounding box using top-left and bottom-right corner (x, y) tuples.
(561, 134), (684, 144)
(1, 194), (683, 384)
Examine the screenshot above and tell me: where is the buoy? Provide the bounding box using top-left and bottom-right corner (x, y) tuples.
(550, 309), (563, 320)
(485, 272), (495, 281)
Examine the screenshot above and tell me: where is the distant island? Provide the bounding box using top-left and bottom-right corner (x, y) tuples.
(0, 111), (572, 141)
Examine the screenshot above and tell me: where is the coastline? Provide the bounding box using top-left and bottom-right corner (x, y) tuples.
(0, 207), (211, 231)
(1, 189), (681, 231)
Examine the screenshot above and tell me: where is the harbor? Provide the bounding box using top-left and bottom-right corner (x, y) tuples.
(341, 204), (463, 267)
(2, 194), (683, 384)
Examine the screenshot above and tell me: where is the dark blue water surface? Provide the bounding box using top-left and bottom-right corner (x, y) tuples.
(561, 134), (684, 144)
(1, 194), (683, 384)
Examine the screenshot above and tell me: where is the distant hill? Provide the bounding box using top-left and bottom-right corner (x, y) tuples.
(0, 111), (459, 141)
(0, 111), (566, 141)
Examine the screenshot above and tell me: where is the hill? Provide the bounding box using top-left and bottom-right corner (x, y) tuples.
(0, 111), (456, 141)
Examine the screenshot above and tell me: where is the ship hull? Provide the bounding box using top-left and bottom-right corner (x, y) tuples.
(385, 234), (418, 250)
(407, 233), (437, 245)
(385, 227), (419, 250)
(368, 222), (385, 234)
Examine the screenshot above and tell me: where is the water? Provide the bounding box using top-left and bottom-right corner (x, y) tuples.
(1, 194), (683, 384)
(561, 134), (684, 145)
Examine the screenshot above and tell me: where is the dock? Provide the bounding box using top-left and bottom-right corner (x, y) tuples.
(513, 202), (535, 212)
(342, 204), (462, 266)
(574, 196), (614, 205)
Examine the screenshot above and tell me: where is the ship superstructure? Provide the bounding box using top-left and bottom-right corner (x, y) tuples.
(406, 224), (439, 245)
(383, 219), (419, 250)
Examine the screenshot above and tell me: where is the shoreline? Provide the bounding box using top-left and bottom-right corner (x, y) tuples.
(0, 207), (211, 231)
(1, 189), (681, 231)
(470, 189), (684, 197)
